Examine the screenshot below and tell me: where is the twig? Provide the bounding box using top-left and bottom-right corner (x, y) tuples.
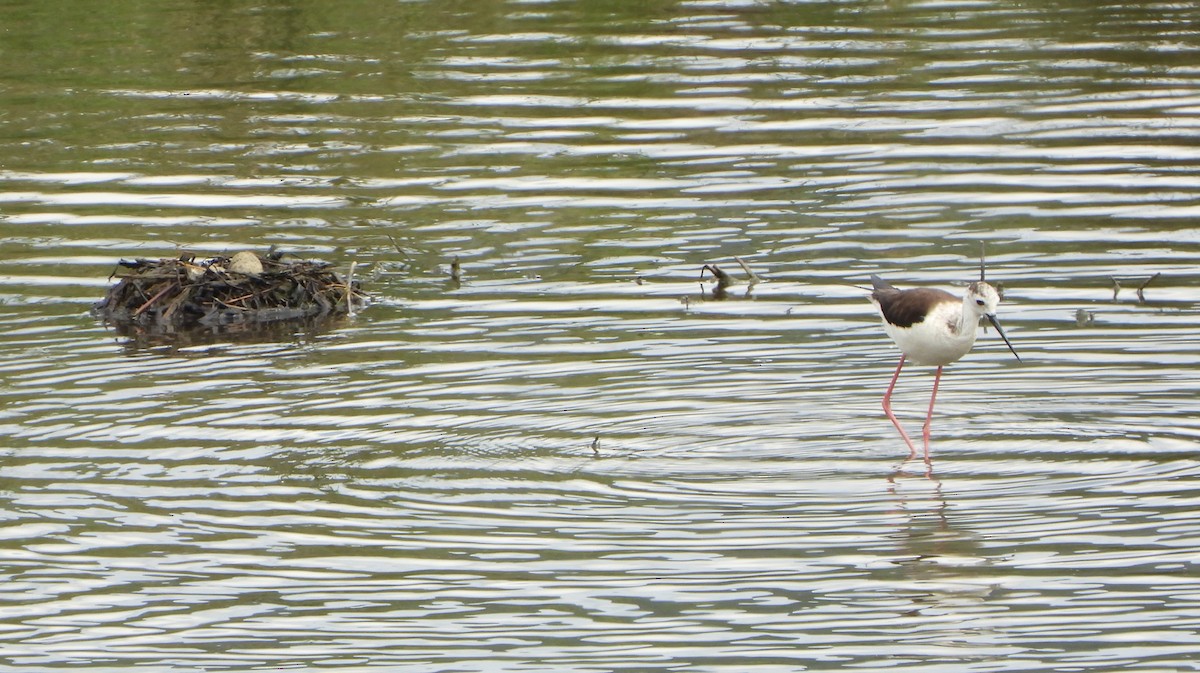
(1112, 273), (1161, 303)
(1136, 272), (1160, 303)
(734, 257), (761, 284)
(133, 283), (177, 317)
(346, 261), (358, 317)
(163, 285), (194, 321)
(700, 264), (734, 288)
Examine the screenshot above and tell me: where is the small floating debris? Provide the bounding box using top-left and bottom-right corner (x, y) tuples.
(448, 255), (463, 289)
(92, 251), (367, 334)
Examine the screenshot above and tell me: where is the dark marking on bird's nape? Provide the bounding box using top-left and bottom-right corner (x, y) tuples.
(874, 286), (957, 328)
(967, 279), (1004, 301)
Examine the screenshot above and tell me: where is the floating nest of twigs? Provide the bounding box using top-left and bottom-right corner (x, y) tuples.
(92, 251), (366, 337)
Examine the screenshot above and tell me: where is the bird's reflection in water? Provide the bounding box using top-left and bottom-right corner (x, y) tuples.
(883, 463), (1001, 648)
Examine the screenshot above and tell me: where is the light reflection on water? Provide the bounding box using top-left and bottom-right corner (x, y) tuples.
(2, 0), (1200, 670)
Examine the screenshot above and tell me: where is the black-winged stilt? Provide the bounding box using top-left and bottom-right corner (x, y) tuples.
(869, 273), (1020, 460)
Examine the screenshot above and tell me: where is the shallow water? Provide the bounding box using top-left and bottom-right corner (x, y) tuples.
(2, 0), (1200, 671)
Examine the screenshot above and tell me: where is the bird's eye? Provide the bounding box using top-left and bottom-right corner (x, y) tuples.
(975, 298), (985, 306)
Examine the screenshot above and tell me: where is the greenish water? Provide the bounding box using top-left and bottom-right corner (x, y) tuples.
(2, 0), (1200, 671)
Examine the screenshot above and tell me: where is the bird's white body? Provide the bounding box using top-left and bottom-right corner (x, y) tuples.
(873, 293), (983, 366)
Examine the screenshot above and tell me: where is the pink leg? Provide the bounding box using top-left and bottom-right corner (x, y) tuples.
(882, 355), (918, 458)
(921, 366), (943, 460)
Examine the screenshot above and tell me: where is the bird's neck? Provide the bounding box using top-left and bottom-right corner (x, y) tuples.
(954, 297), (979, 335)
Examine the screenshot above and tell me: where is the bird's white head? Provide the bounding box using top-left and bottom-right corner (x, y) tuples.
(964, 281), (1020, 361)
(964, 281), (1002, 319)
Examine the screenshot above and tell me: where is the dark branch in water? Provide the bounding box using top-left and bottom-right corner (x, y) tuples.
(700, 263), (734, 288)
(346, 261), (358, 318)
(1136, 272), (1160, 303)
(700, 263), (734, 300)
(1112, 273), (1161, 303)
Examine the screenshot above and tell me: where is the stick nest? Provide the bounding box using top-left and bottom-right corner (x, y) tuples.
(93, 252), (366, 331)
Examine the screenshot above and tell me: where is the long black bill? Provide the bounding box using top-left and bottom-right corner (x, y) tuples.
(987, 314), (1021, 362)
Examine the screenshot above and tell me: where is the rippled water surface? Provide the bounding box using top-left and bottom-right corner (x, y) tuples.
(3, 0), (1200, 671)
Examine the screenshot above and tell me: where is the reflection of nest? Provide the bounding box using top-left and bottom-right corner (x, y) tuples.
(92, 252), (366, 336)
(106, 315), (341, 353)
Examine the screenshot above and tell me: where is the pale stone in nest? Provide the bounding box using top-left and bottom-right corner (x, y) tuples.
(228, 251), (264, 276)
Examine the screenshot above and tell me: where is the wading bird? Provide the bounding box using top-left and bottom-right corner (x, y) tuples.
(869, 269), (1020, 460)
